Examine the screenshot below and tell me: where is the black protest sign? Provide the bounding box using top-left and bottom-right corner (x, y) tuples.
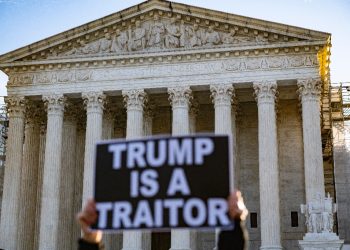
(93, 134), (232, 231)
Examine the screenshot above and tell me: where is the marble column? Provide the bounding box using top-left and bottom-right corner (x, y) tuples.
(144, 102), (154, 136)
(103, 100), (116, 140)
(143, 101), (154, 250)
(102, 102), (122, 250)
(82, 92), (105, 202)
(210, 84), (234, 250)
(38, 94), (66, 250)
(168, 86), (192, 250)
(297, 78), (325, 203)
(253, 81), (282, 250)
(122, 89), (147, 250)
(17, 101), (41, 250)
(0, 96), (26, 250)
(232, 102), (239, 188)
(72, 115), (86, 249)
(210, 84), (234, 188)
(34, 121), (47, 250)
(57, 103), (78, 249)
(189, 98), (198, 134)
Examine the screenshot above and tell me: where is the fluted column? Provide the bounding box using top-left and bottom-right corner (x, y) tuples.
(34, 121), (47, 250)
(297, 78), (325, 203)
(72, 115), (86, 249)
(143, 101), (154, 250)
(144, 102), (154, 136)
(253, 81), (282, 250)
(232, 102), (239, 187)
(123, 89), (147, 138)
(103, 100), (116, 140)
(102, 101), (122, 250)
(122, 89), (147, 250)
(189, 99), (198, 134)
(82, 92), (105, 202)
(168, 86), (192, 250)
(0, 96), (25, 250)
(210, 84), (234, 250)
(38, 94), (66, 250)
(57, 103), (79, 249)
(17, 101), (41, 250)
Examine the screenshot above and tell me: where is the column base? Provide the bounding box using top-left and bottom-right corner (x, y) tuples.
(260, 245), (282, 250)
(299, 233), (344, 250)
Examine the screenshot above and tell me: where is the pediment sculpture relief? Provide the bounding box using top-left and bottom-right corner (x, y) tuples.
(58, 15), (270, 57)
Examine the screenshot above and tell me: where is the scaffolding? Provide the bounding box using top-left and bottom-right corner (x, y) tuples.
(331, 82), (350, 121)
(0, 97), (7, 169)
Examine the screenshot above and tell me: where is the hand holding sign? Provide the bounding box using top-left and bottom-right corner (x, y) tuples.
(93, 135), (233, 231)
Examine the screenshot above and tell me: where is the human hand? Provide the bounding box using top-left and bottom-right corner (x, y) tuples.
(228, 190), (248, 221)
(77, 199), (103, 244)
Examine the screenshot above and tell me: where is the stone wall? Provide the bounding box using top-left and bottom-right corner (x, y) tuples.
(0, 163), (3, 217)
(332, 120), (350, 244)
(277, 99), (306, 250)
(149, 93), (308, 250)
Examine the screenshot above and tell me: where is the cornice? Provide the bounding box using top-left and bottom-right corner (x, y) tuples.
(1, 41), (323, 73)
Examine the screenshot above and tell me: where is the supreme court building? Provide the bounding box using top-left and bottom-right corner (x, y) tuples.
(0, 1), (344, 250)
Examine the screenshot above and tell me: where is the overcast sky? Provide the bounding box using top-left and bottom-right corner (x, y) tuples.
(0, 0), (349, 100)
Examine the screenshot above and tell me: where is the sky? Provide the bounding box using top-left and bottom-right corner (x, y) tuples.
(0, 0), (349, 100)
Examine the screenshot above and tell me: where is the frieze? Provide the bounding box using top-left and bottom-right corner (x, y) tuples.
(8, 70), (92, 86)
(8, 54), (318, 87)
(52, 16), (271, 58)
(222, 54), (318, 72)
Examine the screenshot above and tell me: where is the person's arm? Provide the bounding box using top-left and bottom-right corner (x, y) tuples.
(218, 190), (249, 250)
(77, 199), (103, 250)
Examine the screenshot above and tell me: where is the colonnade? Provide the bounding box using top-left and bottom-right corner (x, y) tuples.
(0, 78), (324, 250)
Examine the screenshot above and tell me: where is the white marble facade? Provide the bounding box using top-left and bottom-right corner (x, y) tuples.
(0, 1), (337, 250)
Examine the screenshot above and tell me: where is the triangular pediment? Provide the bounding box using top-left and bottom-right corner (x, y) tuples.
(0, 0), (330, 65)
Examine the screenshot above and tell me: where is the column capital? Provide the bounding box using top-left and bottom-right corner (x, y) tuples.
(42, 94), (66, 114)
(168, 86), (192, 108)
(122, 89), (147, 111)
(5, 95), (26, 118)
(297, 78), (321, 101)
(210, 84), (234, 107)
(253, 81), (277, 104)
(82, 92), (106, 113)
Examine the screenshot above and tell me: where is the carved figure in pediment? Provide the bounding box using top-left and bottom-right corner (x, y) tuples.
(82, 39), (101, 54)
(111, 29), (129, 52)
(255, 35), (269, 44)
(187, 24), (203, 47)
(204, 26), (221, 46)
(147, 14), (165, 48)
(222, 28), (236, 44)
(165, 18), (181, 49)
(179, 21), (186, 47)
(128, 21), (146, 51)
(99, 33), (113, 53)
(63, 40), (88, 56)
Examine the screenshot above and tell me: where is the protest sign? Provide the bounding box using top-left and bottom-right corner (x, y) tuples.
(93, 134), (232, 230)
